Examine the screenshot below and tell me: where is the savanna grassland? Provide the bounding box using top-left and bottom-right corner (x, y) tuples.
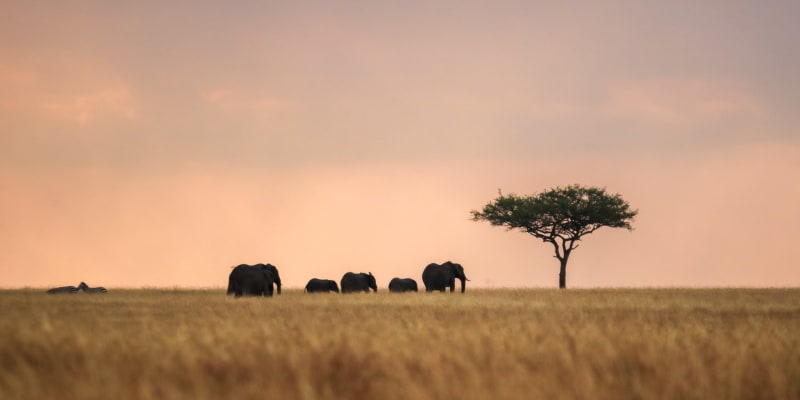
(1, 288), (798, 400)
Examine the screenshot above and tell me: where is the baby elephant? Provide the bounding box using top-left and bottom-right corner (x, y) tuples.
(305, 278), (340, 293)
(389, 278), (418, 293)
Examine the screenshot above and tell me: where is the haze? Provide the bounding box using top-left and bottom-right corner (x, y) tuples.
(2, 1), (799, 288)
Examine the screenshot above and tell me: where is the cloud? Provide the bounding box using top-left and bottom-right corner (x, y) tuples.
(601, 78), (766, 124)
(0, 58), (137, 125)
(39, 81), (136, 124)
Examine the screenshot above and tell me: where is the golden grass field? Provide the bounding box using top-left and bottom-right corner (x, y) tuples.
(1, 288), (798, 400)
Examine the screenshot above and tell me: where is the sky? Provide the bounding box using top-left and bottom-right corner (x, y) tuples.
(2, 1), (799, 288)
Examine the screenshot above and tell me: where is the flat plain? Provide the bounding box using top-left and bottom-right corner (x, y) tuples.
(0, 288), (798, 400)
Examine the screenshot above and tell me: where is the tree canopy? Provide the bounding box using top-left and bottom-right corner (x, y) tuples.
(471, 185), (637, 288)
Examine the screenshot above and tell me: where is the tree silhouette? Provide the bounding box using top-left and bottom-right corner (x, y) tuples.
(471, 185), (637, 288)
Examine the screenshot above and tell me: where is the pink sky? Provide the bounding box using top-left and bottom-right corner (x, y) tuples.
(2, 1), (799, 288)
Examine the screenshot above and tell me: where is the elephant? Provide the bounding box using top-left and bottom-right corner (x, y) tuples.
(422, 261), (468, 293)
(46, 285), (80, 294)
(388, 278), (418, 293)
(227, 263), (281, 297)
(305, 278), (340, 293)
(78, 282), (107, 293)
(340, 272), (377, 293)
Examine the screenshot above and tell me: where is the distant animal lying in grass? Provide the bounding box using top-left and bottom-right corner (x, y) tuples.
(46, 282), (108, 294)
(78, 282), (108, 293)
(46, 285), (81, 294)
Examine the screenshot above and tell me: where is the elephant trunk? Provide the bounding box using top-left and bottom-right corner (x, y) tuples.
(460, 277), (466, 293)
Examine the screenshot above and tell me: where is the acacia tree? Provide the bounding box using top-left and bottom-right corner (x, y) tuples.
(471, 185), (637, 289)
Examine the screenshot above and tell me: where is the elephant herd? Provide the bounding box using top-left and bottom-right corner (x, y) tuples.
(226, 261), (468, 297)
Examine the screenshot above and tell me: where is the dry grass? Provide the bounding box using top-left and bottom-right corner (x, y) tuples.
(0, 288), (798, 400)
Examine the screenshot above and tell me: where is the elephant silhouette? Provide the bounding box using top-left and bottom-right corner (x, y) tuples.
(389, 278), (418, 293)
(340, 272), (377, 293)
(227, 263), (281, 297)
(422, 261), (468, 293)
(305, 278), (340, 293)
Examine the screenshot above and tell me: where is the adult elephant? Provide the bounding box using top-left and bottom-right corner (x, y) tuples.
(340, 272), (377, 293)
(227, 263), (281, 297)
(422, 261), (468, 293)
(305, 278), (339, 293)
(388, 278), (418, 293)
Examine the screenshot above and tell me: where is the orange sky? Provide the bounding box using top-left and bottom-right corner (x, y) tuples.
(2, 1), (799, 288)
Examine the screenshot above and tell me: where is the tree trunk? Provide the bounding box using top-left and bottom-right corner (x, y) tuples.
(558, 258), (567, 289)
